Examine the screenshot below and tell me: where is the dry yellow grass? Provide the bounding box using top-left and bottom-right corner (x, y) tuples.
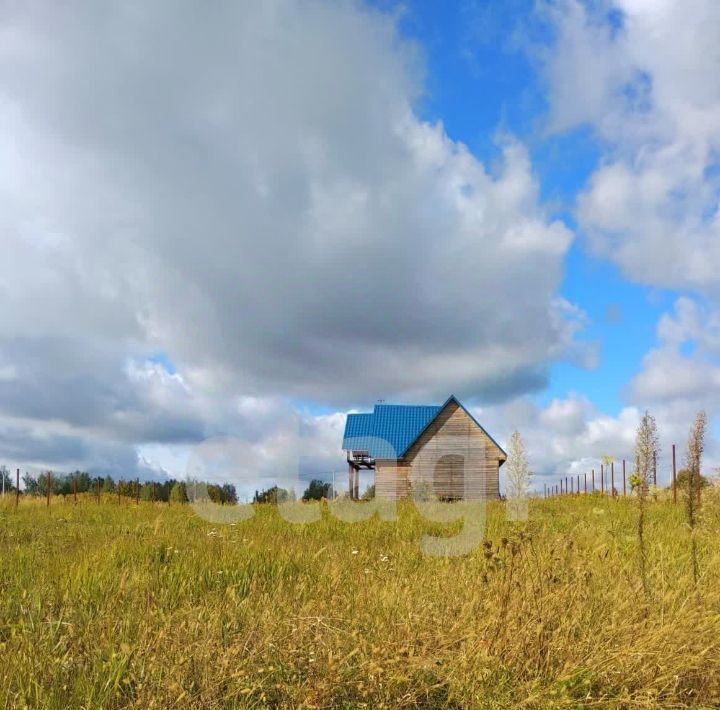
(1, 492), (719, 708)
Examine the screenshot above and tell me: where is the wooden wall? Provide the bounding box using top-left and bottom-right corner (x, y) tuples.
(374, 400), (504, 501)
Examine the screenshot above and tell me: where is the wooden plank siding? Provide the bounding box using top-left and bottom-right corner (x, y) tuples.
(374, 400), (504, 501)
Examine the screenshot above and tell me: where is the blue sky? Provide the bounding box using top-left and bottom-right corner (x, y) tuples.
(364, 0), (695, 420)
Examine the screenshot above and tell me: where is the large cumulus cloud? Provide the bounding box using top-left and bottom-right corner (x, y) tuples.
(0, 0), (583, 476)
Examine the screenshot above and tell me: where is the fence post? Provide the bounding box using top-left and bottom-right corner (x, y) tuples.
(652, 450), (657, 488)
(592, 468), (595, 493)
(118, 485), (121, 505)
(611, 461), (615, 498)
(136, 478), (140, 505)
(584, 472), (587, 494)
(623, 459), (627, 496)
(73, 476), (77, 504)
(47, 471), (52, 508)
(672, 444), (677, 504)
(600, 464), (605, 494)
(15, 468), (20, 507)
(96, 478), (101, 503)
(152, 481), (156, 503)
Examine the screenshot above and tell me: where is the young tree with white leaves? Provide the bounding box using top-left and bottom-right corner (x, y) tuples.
(506, 431), (531, 522)
(633, 410), (659, 597)
(685, 411), (707, 588)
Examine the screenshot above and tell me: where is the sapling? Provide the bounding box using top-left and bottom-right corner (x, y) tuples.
(684, 411), (706, 588)
(633, 411), (659, 598)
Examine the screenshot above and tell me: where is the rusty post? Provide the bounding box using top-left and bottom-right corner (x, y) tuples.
(623, 459), (627, 496)
(652, 451), (657, 488)
(672, 444), (677, 504)
(15, 468), (20, 507)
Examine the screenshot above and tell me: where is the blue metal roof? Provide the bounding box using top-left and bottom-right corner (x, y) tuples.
(342, 395), (507, 460)
(341, 413), (376, 452)
(342, 405), (440, 458)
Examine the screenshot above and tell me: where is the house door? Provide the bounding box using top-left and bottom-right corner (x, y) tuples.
(433, 454), (465, 501)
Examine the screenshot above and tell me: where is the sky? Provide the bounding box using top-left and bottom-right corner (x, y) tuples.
(1, 0), (720, 496)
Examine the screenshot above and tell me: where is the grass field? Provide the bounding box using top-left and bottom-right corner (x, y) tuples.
(1, 493), (719, 708)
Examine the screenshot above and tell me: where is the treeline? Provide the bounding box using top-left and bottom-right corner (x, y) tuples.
(13, 470), (238, 504)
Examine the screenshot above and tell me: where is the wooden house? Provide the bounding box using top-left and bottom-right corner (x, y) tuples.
(342, 395), (506, 500)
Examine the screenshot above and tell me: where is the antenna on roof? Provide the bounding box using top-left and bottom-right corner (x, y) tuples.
(377, 398), (385, 403)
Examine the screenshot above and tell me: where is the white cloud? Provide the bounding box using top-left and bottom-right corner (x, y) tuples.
(0, 1), (586, 476)
(543, 0), (720, 292)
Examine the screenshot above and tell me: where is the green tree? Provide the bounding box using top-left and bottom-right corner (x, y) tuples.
(22, 473), (39, 496)
(361, 484), (375, 501)
(675, 469), (710, 490)
(302, 479), (331, 501)
(254, 486), (290, 504)
(169, 481), (188, 503)
(0, 466), (15, 493)
(102, 476), (115, 493)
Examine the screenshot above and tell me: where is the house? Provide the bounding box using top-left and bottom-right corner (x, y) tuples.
(342, 395), (506, 501)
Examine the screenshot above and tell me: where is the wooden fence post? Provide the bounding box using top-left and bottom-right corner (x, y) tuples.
(623, 460), (627, 496)
(47, 471), (52, 508)
(152, 481), (156, 503)
(584, 472), (587, 494)
(73, 476), (77, 504)
(600, 464), (604, 494)
(15, 468), (20, 507)
(672, 444), (677, 504)
(611, 461), (615, 498)
(652, 451), (657, 488)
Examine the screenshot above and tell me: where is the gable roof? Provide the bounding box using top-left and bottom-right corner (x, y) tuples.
(342, 395), (507, 460)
